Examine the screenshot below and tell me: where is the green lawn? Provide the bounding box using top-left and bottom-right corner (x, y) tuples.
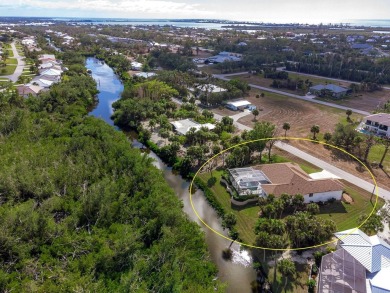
(368, 144), (390, 169)
(198, 170), (259, 244)
(286, 71), (352, 88)
(5, 58), (18, 65)
(0, 65), (16, 75)
(317, 181), (384, 231)
(6, 48), (14, 57)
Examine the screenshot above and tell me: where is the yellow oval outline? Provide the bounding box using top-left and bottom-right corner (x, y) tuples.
(189, 137), (379, 251)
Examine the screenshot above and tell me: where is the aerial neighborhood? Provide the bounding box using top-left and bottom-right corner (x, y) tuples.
(1, 16), (390, 293)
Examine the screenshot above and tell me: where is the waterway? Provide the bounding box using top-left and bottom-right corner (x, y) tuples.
(85, 57), (257, 292)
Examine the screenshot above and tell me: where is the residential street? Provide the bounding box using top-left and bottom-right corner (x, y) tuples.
(213, 73), (371, 115)
(211, 110), (390, 201)
(1, 41), (25, 82)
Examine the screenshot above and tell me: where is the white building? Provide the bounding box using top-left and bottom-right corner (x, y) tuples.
(170, 119), (215, 136)
(225, 99), (256, 111)
(357, 113), (390, 138)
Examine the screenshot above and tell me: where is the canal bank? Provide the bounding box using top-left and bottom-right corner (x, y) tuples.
(85, 57), (258, 293)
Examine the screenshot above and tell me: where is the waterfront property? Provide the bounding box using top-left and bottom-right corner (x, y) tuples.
(229, 163), (343, 203)
(309, 84), (349, 99)
(318, 228), (390, 293)
(357, 113), (390, 138)
(170, 118), (215, 135)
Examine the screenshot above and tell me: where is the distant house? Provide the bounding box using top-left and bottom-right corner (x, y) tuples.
(17, 85), (44, 97)
(309, 84), (349, 99)
(190, 84), (227, 94)
(237, 42), (247, 46)
(207, 51), (242, 63)
(170, 119), (215, 136)
(225, 99), (256, 111)
(318, 228), (390, 293)
(357, 113), (390, 138)
(229, 163), (343, 202)
(39, 68), (62, 77)
(134, 72), (157, 79)
(131, 61), (143, 71)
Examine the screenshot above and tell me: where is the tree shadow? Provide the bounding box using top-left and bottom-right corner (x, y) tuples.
(318, 201), (347, 214)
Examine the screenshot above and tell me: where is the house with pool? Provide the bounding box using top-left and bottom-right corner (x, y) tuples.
(357, 113), (390, 138)
(228, 163), (343, 203)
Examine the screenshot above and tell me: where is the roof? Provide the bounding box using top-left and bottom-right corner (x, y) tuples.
(367, 267), (390, 291)
(257, 163), (344, 196)
(229, 167), (271, 189)
(134, 72), (157, 78)
(318, 248), (367, 293)
(170, 119), (215, 135)
(17, 85), (44, 96)
(364, 113), (390, 127)
(335, 228), (390, 273)
(310, 84), (349, 93)
(351, 43), (374, 50)
(226, 100), (251, 107)
(40, 69), (62, 76)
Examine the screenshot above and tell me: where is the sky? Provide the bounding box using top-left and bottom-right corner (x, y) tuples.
(0, 0), (390, 24)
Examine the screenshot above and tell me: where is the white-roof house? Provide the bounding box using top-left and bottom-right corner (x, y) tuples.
(170, 119), (215, 135)
(318, 228), (390, 293)
(357, 113), (390, 138)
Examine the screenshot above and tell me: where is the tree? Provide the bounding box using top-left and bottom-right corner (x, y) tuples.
(379, 137), (390, 168)
(358, 213), (384, 235)
(310, 125), (320, 140)
(282, 122), (290, 138)
(307, 203), (320, 215)
(248, 121), (276, 161)
(278, 259), (296, 290)
(346, 109), (353, 121)
(222, 213), (237, 230)
(252, 109), (260, 121)
(323, 132), (332, 143)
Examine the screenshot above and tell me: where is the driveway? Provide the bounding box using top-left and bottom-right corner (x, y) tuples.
(1, 42), (25, 82)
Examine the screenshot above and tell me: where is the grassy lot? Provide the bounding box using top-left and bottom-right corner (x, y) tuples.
(286, 71), (352, 88)
(317, 180), (384, 231)
(368, 144), (390, 167)
(6, 48), (14, 57)
(0, 65), (16, 76)
(268, 263), (309, 293)
(5, 58), (18, 65)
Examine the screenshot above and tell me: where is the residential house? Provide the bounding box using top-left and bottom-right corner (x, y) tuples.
(225, 99), (256, 111)
(39, 68), (62, 77)
(228, 167), (270, 196)
(357, 113), (390, 138)
(17, 85), (44, 97)
(228, 163), (343, 202)
(318, 228), (390, 293)
(207, 51), (242, 63)
(170, 118), (215, 135)
(134, 72), (157, 79)
(131, 61), (143, 71)
(309, 84), (350, 99)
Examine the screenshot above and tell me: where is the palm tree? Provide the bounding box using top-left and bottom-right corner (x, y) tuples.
(310, 125), (320, 140)
(252, 109), (260, 121)
(278, 259), (296, 291)
(346, 109), (352, 121)
(282, 122), (290, 138)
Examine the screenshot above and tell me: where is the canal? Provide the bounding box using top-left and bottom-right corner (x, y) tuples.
(85, 57), (257, 293)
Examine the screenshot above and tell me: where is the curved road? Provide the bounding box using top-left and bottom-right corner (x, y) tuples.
(213, 73), (370, 116)
(1, 41), (25, 82)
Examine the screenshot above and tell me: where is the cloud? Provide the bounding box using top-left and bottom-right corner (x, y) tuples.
(8, 0), (213, 16)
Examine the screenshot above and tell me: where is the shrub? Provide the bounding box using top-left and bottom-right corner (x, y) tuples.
(207, 176), (217, 187)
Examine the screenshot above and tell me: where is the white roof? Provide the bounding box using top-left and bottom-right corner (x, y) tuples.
(41, 69), (62, 76)
(309, 170), (341, 180)
(369, 267), (390, 291)
(170, 119), (215, 135)
(227, 100), (251, 107)
(135, 72), (156, 78)
(335, 228), (390, 273)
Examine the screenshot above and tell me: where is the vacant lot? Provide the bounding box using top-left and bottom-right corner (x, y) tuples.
(316, 89), (390, 112)
(232, 89), (359, 138)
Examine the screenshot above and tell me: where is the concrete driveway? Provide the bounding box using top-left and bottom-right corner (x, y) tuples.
(1, 41), (26, 82)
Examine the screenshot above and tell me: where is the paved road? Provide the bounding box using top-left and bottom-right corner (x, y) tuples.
(1, 42), (25, 82)
(212, 109), (390, 201)
(213, 73), (371, 116)
(173, 97), (390, 200)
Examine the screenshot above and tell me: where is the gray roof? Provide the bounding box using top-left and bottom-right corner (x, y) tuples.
(310, 84), (349, 94)
(229, 167), (271, 190)
(351, 43), (374, 50)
